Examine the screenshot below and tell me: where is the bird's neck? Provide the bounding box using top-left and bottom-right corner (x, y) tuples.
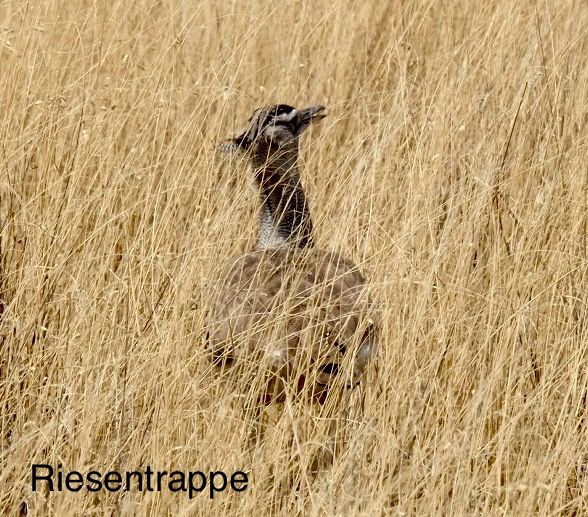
(252, 151), (314, 249)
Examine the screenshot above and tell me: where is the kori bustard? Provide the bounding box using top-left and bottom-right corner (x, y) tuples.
(207, 104), (377, 401)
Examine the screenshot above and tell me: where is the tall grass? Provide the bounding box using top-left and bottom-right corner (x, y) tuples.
(1, 0), (587, 514)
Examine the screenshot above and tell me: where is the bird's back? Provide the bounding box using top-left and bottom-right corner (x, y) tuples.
(206, 247), (376, 391)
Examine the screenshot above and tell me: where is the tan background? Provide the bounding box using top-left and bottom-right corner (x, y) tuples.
(1, 0), (587, 514)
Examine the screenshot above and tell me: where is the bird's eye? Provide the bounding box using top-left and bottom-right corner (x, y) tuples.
(274, 104), (296, 116)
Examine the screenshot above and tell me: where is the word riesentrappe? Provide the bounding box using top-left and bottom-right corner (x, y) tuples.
(31, 464), (248, 499)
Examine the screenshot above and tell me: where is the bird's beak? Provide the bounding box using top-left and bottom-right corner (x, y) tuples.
(297, 105), (327, 125)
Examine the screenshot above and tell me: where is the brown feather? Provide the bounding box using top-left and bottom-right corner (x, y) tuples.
(206, 247), (377, 396)
(208, 104), (378, 401)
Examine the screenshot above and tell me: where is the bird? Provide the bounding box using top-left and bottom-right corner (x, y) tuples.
(206, 104), (378, 402)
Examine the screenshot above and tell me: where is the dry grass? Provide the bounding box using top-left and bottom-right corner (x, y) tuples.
(1, 0), (587, 514)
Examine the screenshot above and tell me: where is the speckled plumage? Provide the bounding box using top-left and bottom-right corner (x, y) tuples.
(207, 247), (377, 390)
(207, 104), (378, 399)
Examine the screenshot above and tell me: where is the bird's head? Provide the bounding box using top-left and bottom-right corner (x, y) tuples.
(221, 104), (327, 158)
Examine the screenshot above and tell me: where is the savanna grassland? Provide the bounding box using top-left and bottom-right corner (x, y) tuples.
(1, 0), (587, 515)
